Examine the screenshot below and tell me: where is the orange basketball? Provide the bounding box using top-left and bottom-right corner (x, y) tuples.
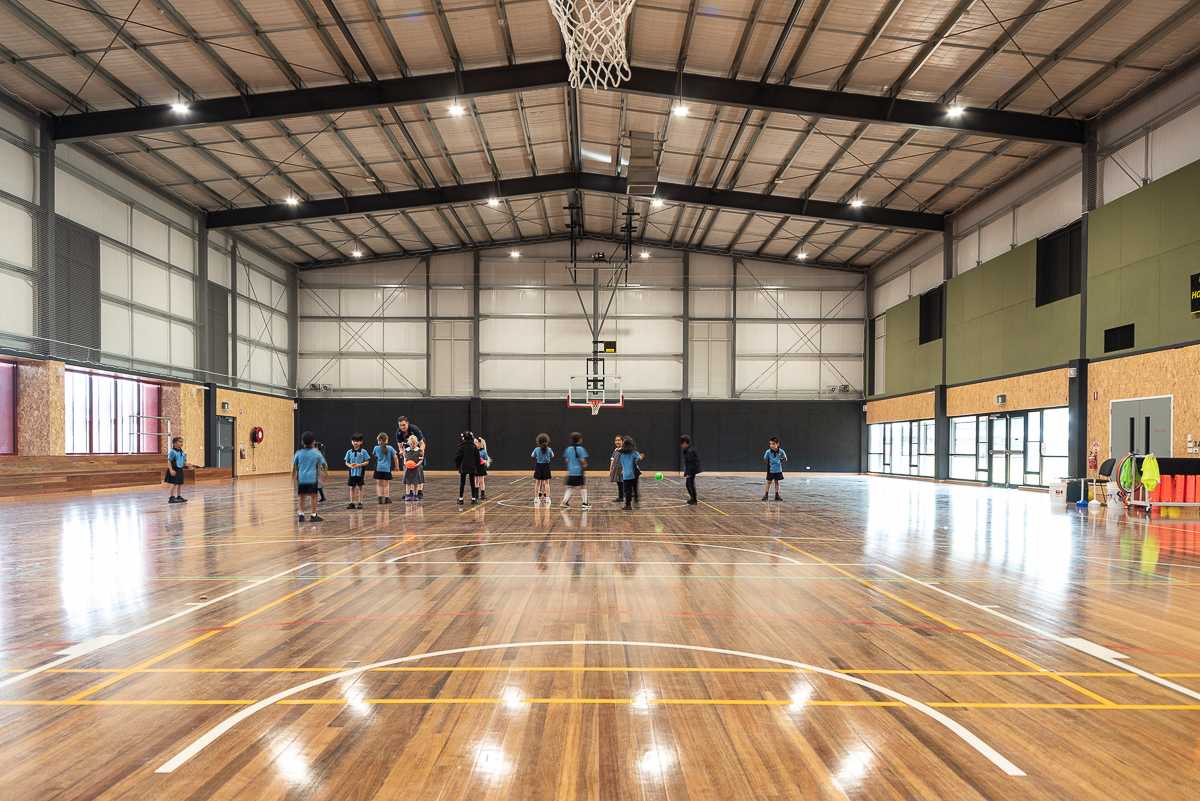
(405, 460), (416, 469)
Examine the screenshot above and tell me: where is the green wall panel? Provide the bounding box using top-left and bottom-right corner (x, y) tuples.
(1088, 159), (1200, 356)
(945, 240), (1080, 384)
(881, 295), (941, 396)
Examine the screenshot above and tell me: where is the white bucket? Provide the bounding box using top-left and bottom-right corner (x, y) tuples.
(1049, 481), (1069, 505)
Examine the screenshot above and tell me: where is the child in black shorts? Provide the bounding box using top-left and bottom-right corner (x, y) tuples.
(344, 434), (369, 509)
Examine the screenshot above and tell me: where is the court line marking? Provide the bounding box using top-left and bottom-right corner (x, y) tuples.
(458, 492), (505, 514)
(64, 542), (407, 702)
(0, 563), (313, 691)
(154, 639), (1025, 777)
(385, 538), (819, 566)
(776, 541), (1118, 707)
(698, 499), (729, 515)
(874, 564), (1200, 705)
(10, 667), (1178, 676)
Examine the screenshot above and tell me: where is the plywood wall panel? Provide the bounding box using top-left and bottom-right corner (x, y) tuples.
(216, 388), (295, 476)
(1088, 345), (1200, 475)
(866, 391), (934, 424)
(161, 383), (208, 463)
(947, 369), (1069, 417)
(16, 360), (65, 456)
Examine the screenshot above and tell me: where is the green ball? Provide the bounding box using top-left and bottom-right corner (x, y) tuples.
(654, 472), (664, 480)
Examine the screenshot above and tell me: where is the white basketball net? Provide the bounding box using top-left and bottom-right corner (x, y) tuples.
(548, 0), (636, 91)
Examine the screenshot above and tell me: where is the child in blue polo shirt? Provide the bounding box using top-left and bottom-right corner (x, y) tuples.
(165, 436), (194, 504)
(560, 431), (590, 509)
(292, 431), (327, 522)
(373, 432), (398, 504)
(762, 436), (787, 501)
(531, 433), (553, 506)
(344, 434), (370, 509)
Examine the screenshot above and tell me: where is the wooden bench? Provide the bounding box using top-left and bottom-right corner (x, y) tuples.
(0, 455), (171, 503)
(184, 467), (233, 483)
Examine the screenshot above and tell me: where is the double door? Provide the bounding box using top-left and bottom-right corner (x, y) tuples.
(1110, 397), (1172, 457)
(989, 414), (1026, 488)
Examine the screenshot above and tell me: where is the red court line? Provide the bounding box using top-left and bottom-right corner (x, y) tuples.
(121, 608), (1055, 643)
(0, 641), (78, 653)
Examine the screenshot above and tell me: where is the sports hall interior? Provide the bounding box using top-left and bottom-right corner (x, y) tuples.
(3, 1), (1200, 799)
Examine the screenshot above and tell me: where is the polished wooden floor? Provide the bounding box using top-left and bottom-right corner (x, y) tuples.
(3, 473), (1200, 800)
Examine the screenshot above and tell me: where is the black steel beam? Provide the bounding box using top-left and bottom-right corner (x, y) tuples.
(53, 60), (1084, 145)
(206, 171), (945, 231)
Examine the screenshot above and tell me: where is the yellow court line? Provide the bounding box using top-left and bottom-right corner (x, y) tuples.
(63, 540), (409, 702)
(6, 698), (1200, 710)
(698, 499), (729, 516)
(458, 492), (505, 515)
(774, 539), (1120, 708)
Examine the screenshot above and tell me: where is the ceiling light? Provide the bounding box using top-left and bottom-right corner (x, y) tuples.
(673, 104), (689, 118)
(352, 250), (362, 258)
(488, 197), (499, 207)
(449, 103), (464, 116)
(947, 104), (964, 117)
(651, 198), (663, 208)
(285, 197), (299, 206)
(640, 251), (650, 258)
(171, 102), (189, 113)
(510, 250), (520, 258)
(851, 198), (864, 208)
(796, 251), (808, 260)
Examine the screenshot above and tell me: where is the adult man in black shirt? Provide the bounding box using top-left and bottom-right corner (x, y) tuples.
(396, 416), (426, 498)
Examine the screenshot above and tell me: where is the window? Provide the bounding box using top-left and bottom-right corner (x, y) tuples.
(1035, 220), (1082, 307)
(1104, 324), (1134, 353)
(867, 419), (935, 477)
(919, 286), (944, 344)
(0, 361), (15, 454)
(65, 370), (162, 454)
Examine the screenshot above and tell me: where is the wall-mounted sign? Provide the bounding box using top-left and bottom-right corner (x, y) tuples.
(1192, 273), (1200, 314)
(603, 340), (617, 353)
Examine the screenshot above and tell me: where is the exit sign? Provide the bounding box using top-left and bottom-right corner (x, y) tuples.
(1193, 273), (1200, 314)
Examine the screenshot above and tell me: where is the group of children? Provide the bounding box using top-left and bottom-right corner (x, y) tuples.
(279, 428), (788, 520)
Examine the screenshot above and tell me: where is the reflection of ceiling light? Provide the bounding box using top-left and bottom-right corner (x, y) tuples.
(632, 690), (652, 710)
(510, 250), (520, 258)
(449, 103), (464, 116)
(171, 102), (189, 113)
(488, 197), (499, 207)
(639, 745), (675, 774)
(285, 197), (299, 205)
(352, 250), (362, 258)
(651, 198), (663, 208)
(502, 687), (522, 709)
(947, 104), (964, 117)
(640, 251), (650, 258)
(790, 684), (814, 706)
(673, 104), (688, 117)
(851, 198), (864, 208)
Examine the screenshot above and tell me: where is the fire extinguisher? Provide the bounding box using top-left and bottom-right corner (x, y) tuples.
(1088, 450), (1098, 470)
(240, 443), (246, 460)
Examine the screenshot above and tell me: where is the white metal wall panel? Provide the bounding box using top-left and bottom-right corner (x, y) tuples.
(1015, 174), (1083, 245)
(341, 321), (384, 353)
(100, 301), (130, 356)
(822, 323), (865, 354)
(170, 323), (194, 368)
(169, 272), (194, 320)
(100, 243), (129, 298)
(299, 321), (339, 351)
(431, 288), (470, 316)
(0, 269), (33, 338)
(170, 228), (195, 273)
(610, 319), (682, 354)
(616, 289), (682, 315)
(299, 288), (339, 316)
(131, 257), (169, 309)
(1102, 138), (1144, 205)
(0, 199), (33, 270)
(0, 138), (35, 202)
(431, 251), (473, 286)
(382, 359), (428, 391)
(821, 360), (863, 392)
(612, 359), (682, 390)
(691, 288), (731, 318)
(955, 230), (979, 275)
(382, 321), (425, 352)
(132, 209), (169, 262)
(131, 311), (170, 364)
(1150, 104), (1200, 181)
(978, 212), (1013, 264)
(689, 253), (734, 286)
(909, 254), (943, 296)
(873, 273), (910, 314)
(208, 247), (231, 288)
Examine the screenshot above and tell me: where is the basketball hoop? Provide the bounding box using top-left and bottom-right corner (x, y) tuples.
(588, 398), (605, 416)
(548, 0), (637, 91)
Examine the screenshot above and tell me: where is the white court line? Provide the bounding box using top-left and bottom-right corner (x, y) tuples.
(154, 639), (1024, 777)
(0, 563), (312, 690)
(873, 564), (1200, 704)
(386, 539), (822, 566)
(307, 560), (871, 566)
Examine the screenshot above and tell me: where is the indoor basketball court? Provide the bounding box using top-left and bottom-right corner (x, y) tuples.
(3, 1), (1200, 799)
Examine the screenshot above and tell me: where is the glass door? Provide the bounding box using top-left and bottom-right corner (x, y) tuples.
(988, 413), (1026, 488)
